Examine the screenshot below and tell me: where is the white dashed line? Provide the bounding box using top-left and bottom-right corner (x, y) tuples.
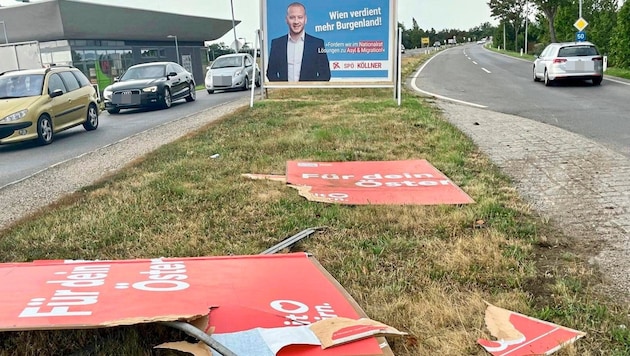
(410, 52), (487, 109)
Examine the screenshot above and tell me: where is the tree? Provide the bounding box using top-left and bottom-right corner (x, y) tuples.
(530, 0), (571, 42)
(207, 43), (233, 61)
(469, 22), (496, 41)
(587, 0), (618, 55)
(488, 0), (528, 50)
(554, 0), (618, 50)
(610, 0), (630, 67)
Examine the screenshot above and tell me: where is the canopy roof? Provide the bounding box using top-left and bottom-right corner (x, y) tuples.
(0, 0), (238, 44)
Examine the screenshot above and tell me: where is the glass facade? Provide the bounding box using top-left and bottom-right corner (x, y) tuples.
(38, 40), (166, 93)
(36, 39), (207, 93)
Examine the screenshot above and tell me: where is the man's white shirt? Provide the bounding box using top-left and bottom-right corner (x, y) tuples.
(287, 34), (305, 82)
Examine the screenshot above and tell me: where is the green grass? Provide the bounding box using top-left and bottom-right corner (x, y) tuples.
(485, 45), (537, 61)
(605, 66), (630, 79)
(0, 53), (628, 355)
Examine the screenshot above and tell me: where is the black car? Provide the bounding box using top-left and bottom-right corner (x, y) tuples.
(102, 61), (196, 114)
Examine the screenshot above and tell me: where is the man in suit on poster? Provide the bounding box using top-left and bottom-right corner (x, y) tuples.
(267, 2), (331, 82)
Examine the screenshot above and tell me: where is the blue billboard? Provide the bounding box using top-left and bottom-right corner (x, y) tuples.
(262, 0), (396, 87)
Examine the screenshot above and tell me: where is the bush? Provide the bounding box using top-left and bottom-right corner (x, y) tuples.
(532, 43), (547, 57)
(609, 1), (630, 68)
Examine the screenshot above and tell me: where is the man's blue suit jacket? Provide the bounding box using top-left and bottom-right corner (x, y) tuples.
(267, 33), (331, 81)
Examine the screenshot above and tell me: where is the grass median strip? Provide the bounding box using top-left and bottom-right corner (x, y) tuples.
(0, 54), (628, 355)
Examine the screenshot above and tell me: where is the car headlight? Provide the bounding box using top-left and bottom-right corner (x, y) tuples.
(142, 86), (158, 93)
(0, 109), (28, 123)
(234, 70), (243, 77)
(103, 88), (113, 100)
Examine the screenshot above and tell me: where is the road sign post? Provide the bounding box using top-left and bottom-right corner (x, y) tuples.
(576, 31), (587, 42)
(574, 17), (588, 32)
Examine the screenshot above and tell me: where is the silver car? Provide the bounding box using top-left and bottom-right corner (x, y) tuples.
(533, 41), (603, 86)
(204, 53), (261, 94)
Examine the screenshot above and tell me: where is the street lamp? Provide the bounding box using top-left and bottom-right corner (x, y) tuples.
(167, 35), (179, 64)
(0, 21), (8, 44)
(230, 0), (238, 51)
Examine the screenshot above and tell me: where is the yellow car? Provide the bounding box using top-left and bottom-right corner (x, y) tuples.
(0, 66), (99, 145)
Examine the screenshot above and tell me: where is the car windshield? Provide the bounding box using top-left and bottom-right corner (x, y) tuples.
(120, 65), (166, 80)
(0, 74), (44, 99)
(558, 45), (599, 57)
(211, 56), (243, 69)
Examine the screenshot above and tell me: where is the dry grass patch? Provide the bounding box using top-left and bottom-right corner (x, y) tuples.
(0, 54), (628, 355)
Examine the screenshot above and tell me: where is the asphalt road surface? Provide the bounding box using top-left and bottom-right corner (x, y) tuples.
(411, 43), (630, 158)
(0, 89), (249, 188)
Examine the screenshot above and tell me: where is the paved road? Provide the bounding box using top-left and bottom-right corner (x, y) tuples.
(0, 89), (249, 188)
(413, 44), (630, 158)
(409, 47), (630, 303)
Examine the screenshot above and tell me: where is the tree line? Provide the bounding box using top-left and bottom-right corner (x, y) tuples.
(400, 0), (629, 68)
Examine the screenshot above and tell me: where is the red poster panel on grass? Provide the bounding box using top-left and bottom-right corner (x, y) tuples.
(286, 160), (474, 205)
(0, 253), (390, 356)
(478, 303), (585, 355)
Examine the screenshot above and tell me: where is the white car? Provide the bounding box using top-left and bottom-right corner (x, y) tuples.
(533, 41), (603, 86)
(205, 53), (261, 94)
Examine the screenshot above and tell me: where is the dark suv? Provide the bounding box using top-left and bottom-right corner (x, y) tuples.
(0, 66), (99, 145)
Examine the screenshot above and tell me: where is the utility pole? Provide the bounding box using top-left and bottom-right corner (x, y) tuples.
(503, 21), (506, 51)
(524, 1), (528, 54)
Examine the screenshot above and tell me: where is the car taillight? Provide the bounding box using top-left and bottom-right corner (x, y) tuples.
(553, 58), (567, 64)
(592, 57), (603, 61)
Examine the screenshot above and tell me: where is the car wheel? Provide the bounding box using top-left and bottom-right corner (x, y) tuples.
(533, 66), (540, 82)
(107, 108), (120, 114)
(83, 103), (99, 131)
(544, 69), (553, 87)
(207, 89), (214, 94)
(185, 82), (196, 102)
(592, 77), (602, 86)
(162, 87), (172, 108)
(243, 76), (250, 91)
(36, 115), (53, 145)
(255, 74), (261, 88)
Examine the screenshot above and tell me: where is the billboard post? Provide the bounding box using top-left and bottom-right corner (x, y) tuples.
(396, 27), (402, 105)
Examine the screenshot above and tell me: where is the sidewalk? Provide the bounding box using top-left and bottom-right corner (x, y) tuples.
(436, 100), (630, 302)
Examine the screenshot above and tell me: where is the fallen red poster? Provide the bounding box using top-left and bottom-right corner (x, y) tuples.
(0, 253), (392, 355)
(285, 160), (474, 205)
(478, 303), (585, 355)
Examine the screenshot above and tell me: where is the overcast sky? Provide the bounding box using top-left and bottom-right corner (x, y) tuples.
(0, 0), (496, 43)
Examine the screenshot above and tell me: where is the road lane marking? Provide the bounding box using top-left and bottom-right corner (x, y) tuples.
(605, 77), (630, 86)
(482, 68), (491, 73)
(409, 50), (488, 108)
(472, 61), (478, 65)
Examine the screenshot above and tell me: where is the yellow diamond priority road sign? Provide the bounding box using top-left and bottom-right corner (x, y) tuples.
(574, 17), (588, 31)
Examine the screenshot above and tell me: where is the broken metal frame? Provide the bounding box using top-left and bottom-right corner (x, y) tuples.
(163, 321), (237, 356)
(260, 226), (325, 255)
(159, 227), (324, 354)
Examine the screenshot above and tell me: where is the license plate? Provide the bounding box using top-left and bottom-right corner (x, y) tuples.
(575, 61), (585, 71)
